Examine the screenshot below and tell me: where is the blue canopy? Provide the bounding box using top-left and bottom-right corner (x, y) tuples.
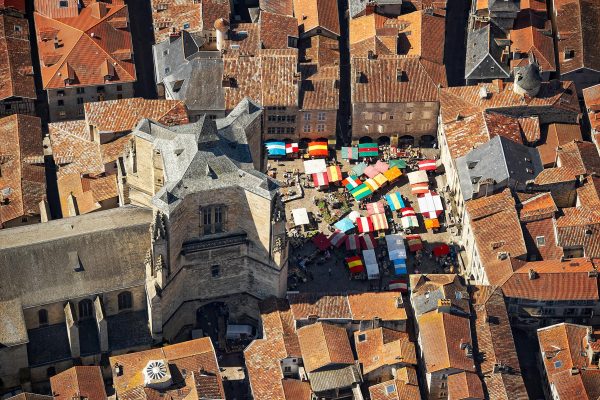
(385, 192), (405, 211)
(394, 260), (407, 275)
(265, 141), (286, 157)
(351, 162), (367, 176)
(334, 217), (355, 233)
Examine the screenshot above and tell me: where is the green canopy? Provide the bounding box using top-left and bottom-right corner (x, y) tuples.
(358, 143), (379, 157)
(389, 159), (407, 169)
(351, 183), (373, 201)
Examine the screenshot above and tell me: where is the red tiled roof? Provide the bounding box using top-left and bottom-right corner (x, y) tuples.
(583, 84), (600, 135)
(0, 14), (36, 101)
(552, 369), (600, 400)
(297, 322), (354, 372)
(538, 323), (592, 381)
(287, 292), (352, 320)
(537, 123), (582, 166)
(501, 258), (600, 301)
(417, 311), (475, 373)
(0, 114), (46, 225)
(577, 176), (600, 206)
(510, 3), (555, 73)
(535, 140), (600, 185)
(300, 34), (340, 66)
(49, 120), (104, 178)
(369, 377), (421, 400)
(260, 0), (293, 16)
(50, 366), (107, 400)
(354, 328), (416, 375)
(554, 0), (600, 74)
(519, 192), (557, 221)
(0, 0), (25, 12)
(447, 371), (484, 400)
(347, 291), (407, 321)
(34, 0), (136, 90)
(281, 379), (313, 400)
(299, 65), (339, 110)
(260, 11), (297, 49)
(293, 0), (340, 37)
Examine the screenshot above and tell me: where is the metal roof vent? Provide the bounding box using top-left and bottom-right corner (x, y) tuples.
(143, 360), (172, 389)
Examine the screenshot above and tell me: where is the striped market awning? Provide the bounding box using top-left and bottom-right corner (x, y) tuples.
(343, 176), (362, 190)
(334, 217), (355, 232)
(370, 213), (389, 231)
(361, 233), (377, 250)
(356, 216), (373, 233)
(366, 201), (385, 216)
(401, 215), (419, 229)
(358, 143), (379, 157)
(364, 165), (379, 178)
(341, 147), (359, 160)
(418, 159), (437, 171)
(389, 159), (407, 169)
(351, 184), (373, 200)
(374, 160), (389, 173)
(327, 165), (342, 182)
(385, 192), (405, 211)
(328, 230), (347, 247)
(364, 178), (380, 192)
(351, 162), (367, 176)
(346, 234), (361, 251)
(308, 141), (328, 157)
(312, 172), (329, 188)
(406, 234), (423, 252)
(411, 182), (430, 195)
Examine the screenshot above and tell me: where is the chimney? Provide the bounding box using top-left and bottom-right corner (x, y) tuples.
(365, 3), (376, 15)
(214, 18), (230, 51)
(493, 79), (504, 91)
(528, 269), (538, 280)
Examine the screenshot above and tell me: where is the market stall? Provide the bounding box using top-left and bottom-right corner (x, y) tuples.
(347, 211), (361, 222)
(343, 176), (362, 190)
(312, 233), (331, 251)
(418, 159), (437, 171)
(334, 217), (355, 233)
(364, 165), (379, 179)
(370, 213), (389, 231)
(361, 233), (377, 250)
(292, 208), (310, 226)
(285, 142), (299, 155)
(327, 165), (343, 183)
(374, 160), (389, 173)
(345, 234), (361, 251)
(356, 216), (374, 233)
(342, 146), (359, 160)
(351, 162), (367, 176)
(308, 141), (328, 157)
(383, 166), (402, 183)
(328, 230), (347, 248)
(385, 192), (405, 212)
(417, 190), (444, 219)
(389, 279), (409, 293)
(433, 244), (451, 257)
(312, 172), (330, 190)
(265, 141), (286, 158)
(385, 234), (407, 275)
(345, 255), (365, 275)
(362, 249), (380, 280)
(358, 143), (379, 158)
(364, 178), (380, 192)
(424, 218), (440, 230)
(366, 201), (386, 216)
(350, 184), (373, 201)
(373, 173), (388, 188)
(400, 207), (419, 229)
(406, 234), (424, 252)
(389, 159), (406, 169)
(304, 159), (327, 174)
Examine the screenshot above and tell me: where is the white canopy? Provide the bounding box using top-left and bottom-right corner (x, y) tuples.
(417, 191), (443, 218)
(304, 159), (327, 175)
(292, 208), (310, 226)
(347, 210), (361, 223)
(362, 249), (380, 280)
(407, 170), (428, 185)
(385, 234), (407, 260)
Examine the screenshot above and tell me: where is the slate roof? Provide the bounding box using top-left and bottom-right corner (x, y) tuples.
(409, 274), (470, 317)
(456, 135), (542, 201)
(27, 323), (71, 366)
(348, 0), (403, 18)
(0, 14), (36, 101)
(502, 258), (600, 301)
(417, 310), (475, 373)
(465, 23), (511, 80)
(293, 0), (340, 37)
(50, 366), (107, 400)
(0, 114), (46, 225)
(554, 0), (600, 74)
(0, 298), (27, 346)
(470, 286), (529, 399)
(153, 30), (211, 84)
(34, 0), (136, 89)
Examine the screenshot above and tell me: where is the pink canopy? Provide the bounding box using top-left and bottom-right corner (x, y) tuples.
(312, 172), (329, 188)
(410, 182), (430, 194)
(346, 234), (361, 251)
(312, 233), (331, 250)
(361, 233), (377, 249)
(366, 201), (386, 216)
(400, 207), (416, 217)
(356, 216), (374, 233)
(374, 160), (389, 173)
(370, 213), (389, 230)
(418, 159), (437, 171)
(363, 165), (379, 179)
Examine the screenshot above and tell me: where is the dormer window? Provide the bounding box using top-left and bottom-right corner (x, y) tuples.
(59, 0), (68, 7)
(564, 49), (575, 60)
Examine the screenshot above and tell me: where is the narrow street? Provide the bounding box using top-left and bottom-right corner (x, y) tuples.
(126, 0), (158, 99)
(444, 0), (472, 87)
(337, 0), (351, 146)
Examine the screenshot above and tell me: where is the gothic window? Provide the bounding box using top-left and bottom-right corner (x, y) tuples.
(118, 291), (133, 311)
(200, 205), (227, 235)
(78, 299), (93, 320)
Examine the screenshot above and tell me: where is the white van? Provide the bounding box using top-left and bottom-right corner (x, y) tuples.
(226, 324), (256, 341)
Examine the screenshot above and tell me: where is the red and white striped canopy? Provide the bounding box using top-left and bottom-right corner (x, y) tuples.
(366, 201), (385, 216)
(370, 213), (389, 231)
(400, 207), (416, 217)
(418, 159), (437, 171)
(312, 172), (329, 187)
(345, 234), (361, 251)
(356, 216), (374, 233)
(410, 182), (430, 194)
(361, 233), (377, 249)
(286, 143), (299, 153)
(328, 230), (347, 247)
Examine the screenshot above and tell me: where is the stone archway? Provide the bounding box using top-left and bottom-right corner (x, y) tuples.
(196, 302), (228, 344)
(377, 136), (390, 146)
(359, 136), (374, 144)
(399, 135), (415, 147)
(420, 135), (436, 148)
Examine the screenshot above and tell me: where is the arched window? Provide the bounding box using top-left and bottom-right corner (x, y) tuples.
(118, 291), (133, 311)
(78, 299), (93, 320)
(38, 309), (48, 325)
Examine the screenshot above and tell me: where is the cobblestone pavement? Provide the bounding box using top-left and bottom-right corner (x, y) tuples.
(275, 148), (461, 294)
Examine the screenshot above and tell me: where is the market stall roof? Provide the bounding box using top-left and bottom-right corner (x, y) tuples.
(417, 190), (444, 219)
(407, 170), (428, 185)
(328, 230), (347, 248)
(373, 173), (388, 187)
(292, 208), (310, 226)
(385, 192), (405, 211)
(364, 165), (379, 179)
(401, 215), (419, 229)
(433, 243), (450, 257)
(351, 162), (367, 176)
(350, 184), (373, 201)
(357, 216), (373, 233)
(406, 234), (423, 252)
(364, 178), (380, 192)
(363, 249), (380, 279)
(304, 159), (327, 174)
(312, 172), (329, 188)
(342, 147), (359, 160)
(358, 143), (379, 157)
(400, 207), (416, 217)
(312, 232), (331, 251)
(418, 159), (437, 171)
(343, 176), (362, 190)
(265, 141), (286, 157)
(334, 217), (355, 232)
(346, 234), (361, 251)
(286, 143), (299, 154)
(374, 160), (389, 173)
(346, 255), (364, 274)
(361, 233), (377, 250)
(308, 141), (328, 157)
(383, 166), (402, 182)
(425, 218), (440, 229)
(371, 213), (389, 231)
(410, 182), (430, 195)
(347, 210), (361, 222)
(385, 234), (407, 261)
(366, 201), (385, 216)
(389, 279), (408, 292)
(389, 159), (407, 169)
(327, 165), (342, 182)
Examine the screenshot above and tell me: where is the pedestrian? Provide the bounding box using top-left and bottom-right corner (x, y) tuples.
(328, 267), (332, 277)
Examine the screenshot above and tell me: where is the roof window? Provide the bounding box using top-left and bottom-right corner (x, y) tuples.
(59, 0), (68, 7)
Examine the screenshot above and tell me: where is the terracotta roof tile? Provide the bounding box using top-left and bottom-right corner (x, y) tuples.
(85, 98), (189, 133)
(49, 120), (104, 178)
(347, 291), (407, 321)
(554, 0), (600, 74)
(583, 84), (600, 135)
(34, 0), (136, 89)
(535, 141), (600, 185)
(260, 12), (297, 49)
(519, 192), (557, 221)
(577, 176), (600, 206)
(0, 14), (36, 101)
(417, 311), (475, 373)
(354, 328), (416, 375)
(297, 322), (354, 372)
(537, 123), (582, 166)
(293, 0), (340, 37)
(299, 35), (339, 67)
(200, 0), (230, 32)
(57, 173), (117, 216)
(538, 323), (592, 381)
(368, 377), (421, 400)
(224, 22), (260, 56)
(0, 0), (25, 13)
(287, 292), (352, 320)
(260, 0), (294, 16)
(521, 216), (564, 261)
(281, 379), (313, 400)
(447, 371), (484, 400)
(552, 369), (600, 400)
(299, 65), (339, 110)
(50, 366), (107, 400)
(510, 4), (555, 73)
(556, 207), (600, 259)
(501, 258), (600, 301)
(470, 286), (528, 399)
(0, 114), (46, 225)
